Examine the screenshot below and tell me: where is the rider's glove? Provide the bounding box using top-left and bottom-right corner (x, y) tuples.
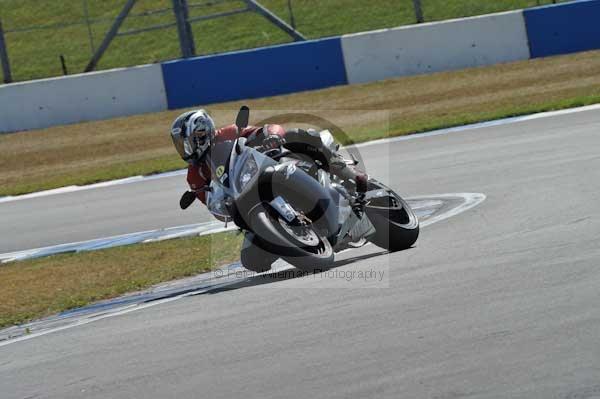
(352, 192), (367, 218)
(355, 174), (368, 194)
(263, 134), (284, 150)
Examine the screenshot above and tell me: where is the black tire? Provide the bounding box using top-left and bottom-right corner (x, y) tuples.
(366, 180), (419, 252)
(240, 233), (278, 273)
(249, 205), (334, 271)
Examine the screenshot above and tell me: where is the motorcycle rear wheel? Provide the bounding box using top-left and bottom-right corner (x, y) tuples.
(365, 180), (419, 252)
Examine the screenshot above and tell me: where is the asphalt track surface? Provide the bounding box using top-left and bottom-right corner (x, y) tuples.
(2, 108), (600, 398)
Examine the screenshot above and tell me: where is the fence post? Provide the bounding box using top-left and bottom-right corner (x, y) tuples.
(412, 0), (424, 23)
(172, 0), (196, 58)
(0, 19), (13, 84)
(245, 0), (306, 41)
(287, 0), (296, 29)
(84, 0), (137, 72)
(82, 0), (96, 54)
(182, 0), (196, 56)
(60, 55), (68, 75)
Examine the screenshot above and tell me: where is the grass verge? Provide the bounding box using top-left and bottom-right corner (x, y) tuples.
(0, 231), (243, 329)
(2, 49), (600, 197)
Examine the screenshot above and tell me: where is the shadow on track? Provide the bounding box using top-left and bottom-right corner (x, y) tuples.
(199, 248), (392, 295)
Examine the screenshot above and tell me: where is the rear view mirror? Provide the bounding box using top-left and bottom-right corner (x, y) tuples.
(180, 191), (196, 210)
(235, 105), (250, 132)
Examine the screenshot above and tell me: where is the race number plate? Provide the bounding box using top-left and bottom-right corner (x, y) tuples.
(270, 196), (297, 222)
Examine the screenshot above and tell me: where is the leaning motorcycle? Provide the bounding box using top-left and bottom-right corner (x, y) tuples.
(180, 106), (419, 272)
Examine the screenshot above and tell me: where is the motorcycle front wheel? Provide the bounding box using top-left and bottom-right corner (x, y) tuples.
(249, 205), (334, 271)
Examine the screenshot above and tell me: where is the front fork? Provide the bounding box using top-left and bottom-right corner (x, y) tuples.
(269, 196), (298, 223)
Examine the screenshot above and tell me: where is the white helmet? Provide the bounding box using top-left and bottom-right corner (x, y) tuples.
(170, 109), (216, 163)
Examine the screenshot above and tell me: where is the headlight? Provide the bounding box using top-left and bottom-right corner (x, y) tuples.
(236, 154), (259, 191)
(206, 183), (232, 222)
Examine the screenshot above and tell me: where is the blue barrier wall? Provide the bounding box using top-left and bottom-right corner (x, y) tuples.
(161, 37), (347, 110)
(525, 0), (600, 58)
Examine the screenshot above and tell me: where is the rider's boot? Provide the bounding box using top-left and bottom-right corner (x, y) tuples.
(329, 153), (369, 216)
(352, 175), (369, 217)
(240, 232), (277, 273)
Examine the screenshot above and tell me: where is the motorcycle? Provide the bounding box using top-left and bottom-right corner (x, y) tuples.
(180, 106), (419, 272)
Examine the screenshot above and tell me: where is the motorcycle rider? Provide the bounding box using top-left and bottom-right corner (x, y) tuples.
(170, 109), (368, 271)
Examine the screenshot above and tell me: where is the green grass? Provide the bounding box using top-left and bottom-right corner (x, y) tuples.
(0, 231), (243, 328)
(1, 0), (565, 82)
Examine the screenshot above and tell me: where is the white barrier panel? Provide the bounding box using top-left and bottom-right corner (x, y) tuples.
(0, 64), (167, 133)
(341, 11), (530, 85)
